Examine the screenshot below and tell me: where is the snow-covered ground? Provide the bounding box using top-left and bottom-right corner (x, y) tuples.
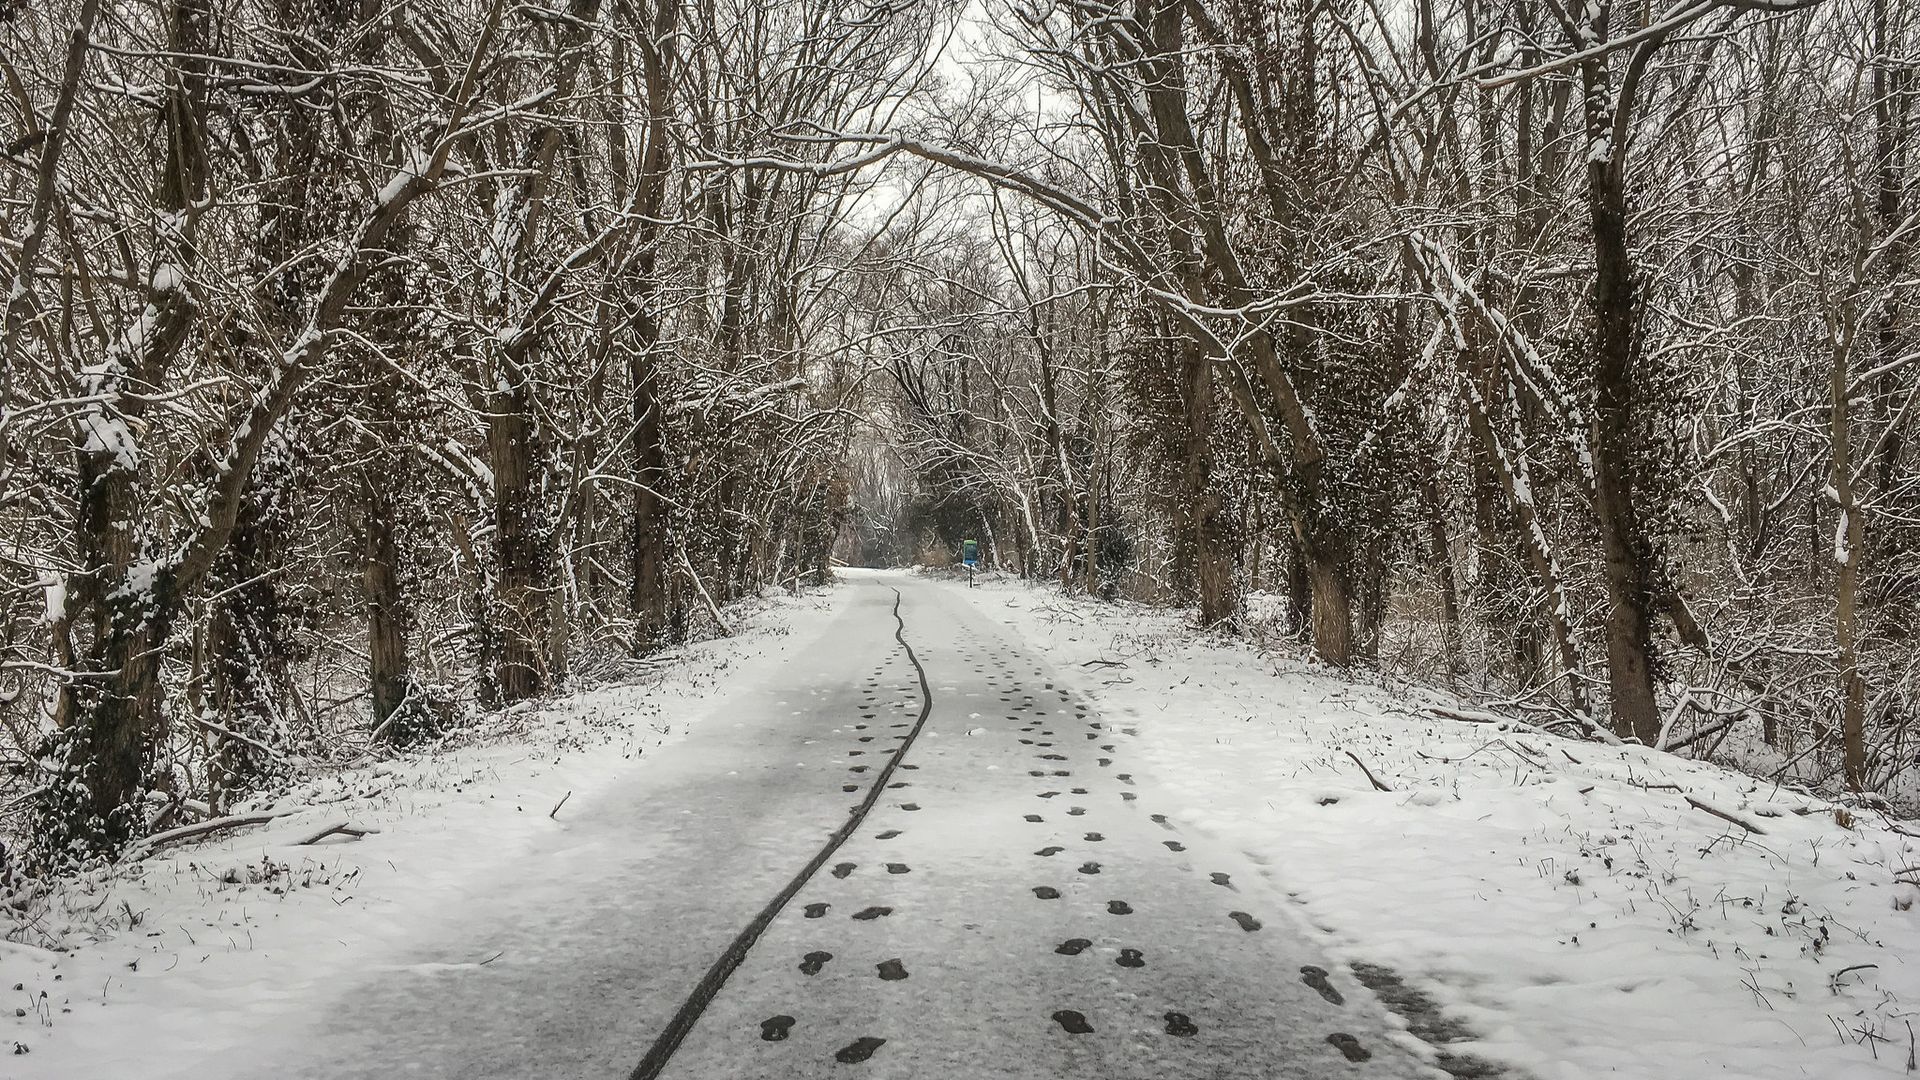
(5, 572), (1915, 1080)
(946, 571), (1919, 1080)
(1, 586), (847, 1076)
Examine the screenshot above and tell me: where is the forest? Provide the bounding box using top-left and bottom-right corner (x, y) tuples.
(0, 0), (1913, 877)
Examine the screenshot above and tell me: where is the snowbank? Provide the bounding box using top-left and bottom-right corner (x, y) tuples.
(950, 575), (1919, 1080)
(0, 587), (845, 1074)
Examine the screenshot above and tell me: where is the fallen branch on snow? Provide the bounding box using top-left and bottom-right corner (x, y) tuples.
(1428, 705), (1513, 725)
(294, 821), (380, 846)
(1685, 796), (1767, 835)
(1343, 750), (1392, 792)
(132, 811), (295, 857)
(1439, 702), (1624, 746)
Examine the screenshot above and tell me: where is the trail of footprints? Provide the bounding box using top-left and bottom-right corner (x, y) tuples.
(760, 651), (924, 1054)
(758, 640), (1377, 1068)
(1021, 692), (1376, 1059)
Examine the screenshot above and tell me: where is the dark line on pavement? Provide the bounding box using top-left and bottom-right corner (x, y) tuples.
(628, 585), (937, 1080)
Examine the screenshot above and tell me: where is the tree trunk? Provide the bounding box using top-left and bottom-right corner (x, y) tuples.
(1307, 547), (1353, 665)
(625, 0), (679, 652)
(1833, 332), (1868, 790)
(209, 497), (291, 800)
(490, 372), (551, 702)
(1421, 471), (1466, 676)
(1578, 21), (1662, 741)
(1179, 341), (1236, 627)
(364, 467), (422, 744)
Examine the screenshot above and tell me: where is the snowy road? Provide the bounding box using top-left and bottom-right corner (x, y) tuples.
(259, 571), (1430, 1079)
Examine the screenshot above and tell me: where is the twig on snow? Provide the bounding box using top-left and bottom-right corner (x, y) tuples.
(1685, 796), (1767, 835)
(550, 790), (572, 819)
(1428, 705), (1511, 725)
(1343, 749), (1392, 792)
(294, 821), (379, 846)
(1830, 964), (1879, 992)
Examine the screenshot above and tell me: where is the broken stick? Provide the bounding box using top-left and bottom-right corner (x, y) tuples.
(1685, 796), (1767, 835)
(1343, 750), (1392, 792)
(294, 821), (380, 846)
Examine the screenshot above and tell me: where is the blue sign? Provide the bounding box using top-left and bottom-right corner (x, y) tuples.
(962, 539), (979, 566)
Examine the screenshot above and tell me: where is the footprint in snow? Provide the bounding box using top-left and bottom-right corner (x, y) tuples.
(804, 903), (829, 918)
(831, 862), (856, 879)
(1300, 965), (1343, 1004)
(1025, 814), (1044, 822)
(761, 1015), (796, 1041)
(1084, 832), (1104, 842)
(1229, 911), (1262, 932)
(1052, 1010), (1094, 1035)
(1164, 1012), (1197, 1037)
(1107, 900), (1133, 915)
(852, 906), (892, 920)
(1079, 862), (1101, 875)
(1033, 886), (1061, 899)
(1326, 1033), (1371, 1061)
(877, 958), (909, 981)
(835, 1037), (886, 1063)
(1035, 846), (1064, 857)
(885, 863), (909, 874)
(875, 830), (901, 839)
(799, 951), (833, 975)
(1055, 938), (1092, 955)
(1117, 948), (1145, 968)
(1210, 872), (1233, 888)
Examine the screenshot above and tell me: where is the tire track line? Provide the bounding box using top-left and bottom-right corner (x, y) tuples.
(628, 586), (935, 1080)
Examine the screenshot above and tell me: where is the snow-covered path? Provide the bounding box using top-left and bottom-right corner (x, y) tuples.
(242, 570), (1426, 1079)
(15, 570), (1912, 1080)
